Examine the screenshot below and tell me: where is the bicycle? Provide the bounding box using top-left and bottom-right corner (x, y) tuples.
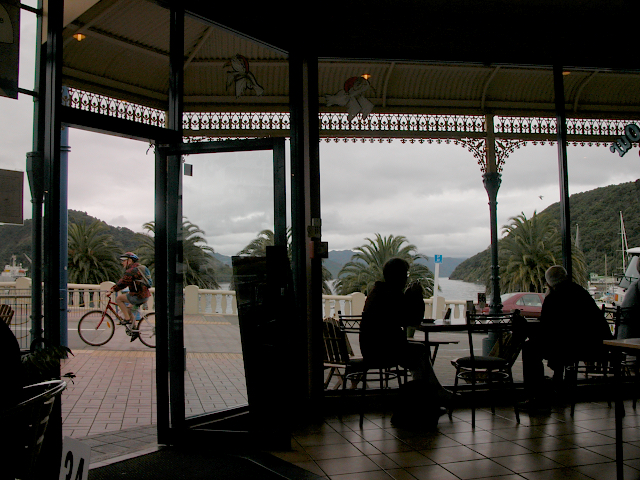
(77, 292), (155, 348)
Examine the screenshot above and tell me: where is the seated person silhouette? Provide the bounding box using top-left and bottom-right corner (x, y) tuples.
(521, 265), (612, 410)
(360, 257), (452, 427)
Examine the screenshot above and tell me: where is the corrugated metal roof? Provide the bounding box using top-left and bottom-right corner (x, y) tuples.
(62, 0), (640, 121)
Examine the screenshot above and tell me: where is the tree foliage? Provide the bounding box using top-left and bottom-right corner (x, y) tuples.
(450, 181), (640, 285)
(67, 220), (122, 284)
(336, 234), (434, 296)
(138, 219), (220, 289)
(237, 229), (334, 294)
(499, 212), (587, 292)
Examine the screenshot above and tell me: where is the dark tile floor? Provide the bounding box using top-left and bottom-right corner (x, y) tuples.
(267, 401), (640, 480)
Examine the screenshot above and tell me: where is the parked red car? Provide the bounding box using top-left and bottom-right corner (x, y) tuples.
(481, 292), (546, 318)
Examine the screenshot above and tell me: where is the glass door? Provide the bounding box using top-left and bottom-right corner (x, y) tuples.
(154, 138), (287, 443)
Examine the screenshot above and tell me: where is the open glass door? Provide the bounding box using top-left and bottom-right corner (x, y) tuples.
(154, 138), (287, 444)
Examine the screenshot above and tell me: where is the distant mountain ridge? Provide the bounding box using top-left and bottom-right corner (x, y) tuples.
(449, 181), (640, 284)
(1, 212), (466, 280)
(215, 250), (464, 278)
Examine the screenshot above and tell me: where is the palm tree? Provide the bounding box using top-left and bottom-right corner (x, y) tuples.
(499, 211), (588, 293)
(68, 220), (121, 284)
(138, 219), (220, 289)
(336, 233), (434, 296)
(237, 229), (334, 294)
(237, 229), (281, 257)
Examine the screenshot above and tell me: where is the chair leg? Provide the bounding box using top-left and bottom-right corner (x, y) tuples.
(359, 371), (368, 428)
(508, 369), (520, 424)
(471, 368), (476, 429)
(487, 369), (495, 416)
(568, 363), (578, 417)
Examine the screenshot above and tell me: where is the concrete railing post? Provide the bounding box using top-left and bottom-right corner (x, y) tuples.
(184, 285), (199, 314)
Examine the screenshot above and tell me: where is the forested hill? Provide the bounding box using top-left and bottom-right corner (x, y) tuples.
(449, 181), (640, 284)
(0, 210), (144, 270)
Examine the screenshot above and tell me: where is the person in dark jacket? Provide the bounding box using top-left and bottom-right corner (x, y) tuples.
(110, 252), (151, 324)
(360, 257), (451, 421)
(521, 265), (613, 409)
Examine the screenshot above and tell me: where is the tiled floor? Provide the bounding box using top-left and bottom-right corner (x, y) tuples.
(268, 401), (640, 480)
(61, 315), (640, 478)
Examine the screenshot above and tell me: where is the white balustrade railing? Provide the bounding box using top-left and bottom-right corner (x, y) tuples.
(0, 278), (473, 320)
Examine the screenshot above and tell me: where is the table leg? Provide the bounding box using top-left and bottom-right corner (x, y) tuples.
(614, 351), (624, 480)
(431, 344), (440, 364)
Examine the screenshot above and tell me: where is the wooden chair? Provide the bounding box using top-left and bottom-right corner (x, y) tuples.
(564, 305), (633, 415)
(0, 304), (15, 326)
(335, 314), (407, 426)
(451, 310), (524, 428)
(323, 317), (357, 389)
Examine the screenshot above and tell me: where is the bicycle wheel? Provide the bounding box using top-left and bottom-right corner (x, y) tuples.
(137, 312), (156, 348)
(78, 310), (116, 346)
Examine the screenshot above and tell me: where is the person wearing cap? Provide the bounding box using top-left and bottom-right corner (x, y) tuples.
(110, 252), (151, 324)
(520, 265), (612, 410)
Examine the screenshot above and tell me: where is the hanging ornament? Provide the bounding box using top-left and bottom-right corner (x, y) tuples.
(224, 54), (264, 97)
(326, 76), (374, 122)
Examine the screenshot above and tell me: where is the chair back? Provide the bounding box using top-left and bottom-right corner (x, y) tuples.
(465, 310), (520, 361)
(0, 304), (15, 326)
(323, 318), (351, 366)
(1, 380), (67, 480)
(602, 304), (634, 338)
(338, 314), (362, 333)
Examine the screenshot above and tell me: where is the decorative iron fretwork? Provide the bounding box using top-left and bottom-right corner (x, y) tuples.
(320, 112), (486, 135)
(184, 111), (290, 133)
(64, 88), (166, 127)
(63, 87), (635, 151)
(453, 137), (527, 173)
(495, 116), (627, 146)
(495, 139), (528, 171)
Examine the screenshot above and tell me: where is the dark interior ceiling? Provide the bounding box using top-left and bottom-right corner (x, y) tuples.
(180, 0), (640, 70)
(61, 0), (640, 131)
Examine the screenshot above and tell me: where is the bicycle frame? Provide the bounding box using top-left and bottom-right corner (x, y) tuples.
(99, 295), (140, 332)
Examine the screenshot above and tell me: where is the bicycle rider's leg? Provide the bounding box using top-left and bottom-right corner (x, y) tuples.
(128, 296), (148, 332)
(115, 292), (132, 322)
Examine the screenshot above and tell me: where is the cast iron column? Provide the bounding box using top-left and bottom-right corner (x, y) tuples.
(165, 2), (185, 444)
(554, 65), (572, 279)
(40, 0), (63, 476)
(484, 114), (502, 315)
(484, 171), (502, 314)
(289, 49), (323, 418)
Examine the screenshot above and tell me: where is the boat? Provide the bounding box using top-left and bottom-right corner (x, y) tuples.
(587, 213), (637, 305)
(0, 255), (28, 282)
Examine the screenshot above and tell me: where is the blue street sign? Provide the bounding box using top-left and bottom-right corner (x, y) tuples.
(435, 255), (442, 263)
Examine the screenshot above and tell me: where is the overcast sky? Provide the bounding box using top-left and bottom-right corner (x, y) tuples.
(2, 8), (639, 260)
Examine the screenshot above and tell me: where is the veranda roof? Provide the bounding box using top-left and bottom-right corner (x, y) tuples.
(60, 0), (640, 134)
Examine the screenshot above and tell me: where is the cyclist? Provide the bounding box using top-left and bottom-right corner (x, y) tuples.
(110, 252), (151, 329)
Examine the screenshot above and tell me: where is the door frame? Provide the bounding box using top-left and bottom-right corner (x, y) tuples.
(154, 137), (287, 444)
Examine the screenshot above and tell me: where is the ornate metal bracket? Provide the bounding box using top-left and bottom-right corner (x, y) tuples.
(455, 137), (527, 173)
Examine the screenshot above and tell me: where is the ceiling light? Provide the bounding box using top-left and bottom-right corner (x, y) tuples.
(73, 33), (86, 42)
(362, 74), (371, 80)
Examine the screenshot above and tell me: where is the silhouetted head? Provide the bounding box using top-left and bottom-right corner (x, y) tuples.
(545, 265), (568, 289)
(383, 257), (409, 291)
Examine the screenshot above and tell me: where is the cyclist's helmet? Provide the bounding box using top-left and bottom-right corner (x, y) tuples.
(119, 252), (139, 261)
